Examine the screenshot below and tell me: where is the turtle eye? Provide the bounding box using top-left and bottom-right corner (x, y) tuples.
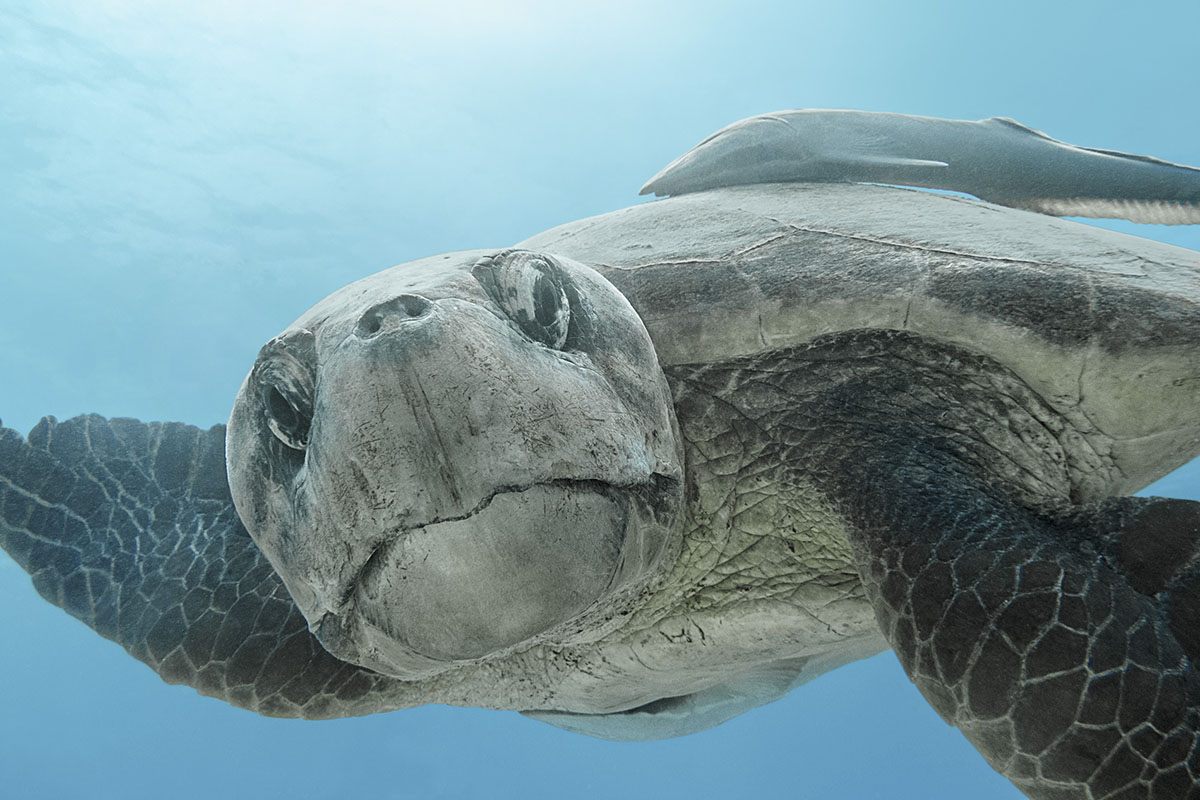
(473, 250), (571, 349)
(253, 330), (316, 451)
(263, 382), (311, 450)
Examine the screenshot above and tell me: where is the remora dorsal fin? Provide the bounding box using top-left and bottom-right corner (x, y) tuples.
(640, 109), (1200, 225)
(984, 116), (1058, 140)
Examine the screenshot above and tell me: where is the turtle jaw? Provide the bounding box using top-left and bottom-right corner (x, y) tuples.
(306, 477), (679, 680)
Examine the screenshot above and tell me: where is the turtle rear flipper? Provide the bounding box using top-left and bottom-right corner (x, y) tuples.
(0, 414), (412, 718)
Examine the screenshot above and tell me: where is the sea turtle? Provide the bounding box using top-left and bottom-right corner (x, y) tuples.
(3, 110), (1200, 799)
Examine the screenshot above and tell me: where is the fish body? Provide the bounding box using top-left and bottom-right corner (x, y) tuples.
(640, 109), (1200, 224)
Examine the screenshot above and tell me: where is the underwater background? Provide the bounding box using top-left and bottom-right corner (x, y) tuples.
(2, 1), (1198, 797)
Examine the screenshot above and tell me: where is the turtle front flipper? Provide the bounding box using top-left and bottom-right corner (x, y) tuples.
(785, 333), (1200, 798)
(0, 414), (415, 718)
(672, 328), (1200, 797)
(852, 476), (1200, 798)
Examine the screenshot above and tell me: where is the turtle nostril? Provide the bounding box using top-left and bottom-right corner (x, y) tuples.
(396, 294), (433, 317)
(356, 294), (434, 338)
(358, 313), (383, 337)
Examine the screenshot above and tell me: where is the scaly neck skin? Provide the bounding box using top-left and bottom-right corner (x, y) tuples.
(650, 324), (1088, 603)
(609, 327), (1092, 676)
(636, 364), (871, 631)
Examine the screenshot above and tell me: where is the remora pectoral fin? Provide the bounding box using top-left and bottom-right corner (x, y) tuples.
(522, 657), (812, 741)
(521, 639), (886, 741)
(844, 155), (949, 169)
(640, 109), (1200, 224)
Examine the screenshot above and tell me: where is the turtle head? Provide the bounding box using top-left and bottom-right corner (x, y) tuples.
(226, 249), (683, 679)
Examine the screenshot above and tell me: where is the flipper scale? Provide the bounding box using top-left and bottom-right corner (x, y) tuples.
(0, 414), (415, 718)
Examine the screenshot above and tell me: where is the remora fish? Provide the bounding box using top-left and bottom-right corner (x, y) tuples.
(640, 109), (1200, 224)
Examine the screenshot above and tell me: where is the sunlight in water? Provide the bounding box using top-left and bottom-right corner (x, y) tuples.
(60, 0), (623, 48)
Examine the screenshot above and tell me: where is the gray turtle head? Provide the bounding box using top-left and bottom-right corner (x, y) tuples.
(226, 249), (684, 679)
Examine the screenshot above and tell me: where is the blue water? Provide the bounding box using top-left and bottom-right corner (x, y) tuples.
(2, 2), (1199, 798)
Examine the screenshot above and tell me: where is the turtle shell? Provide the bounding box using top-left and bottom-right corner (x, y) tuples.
(521, 182), (1200, 499)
